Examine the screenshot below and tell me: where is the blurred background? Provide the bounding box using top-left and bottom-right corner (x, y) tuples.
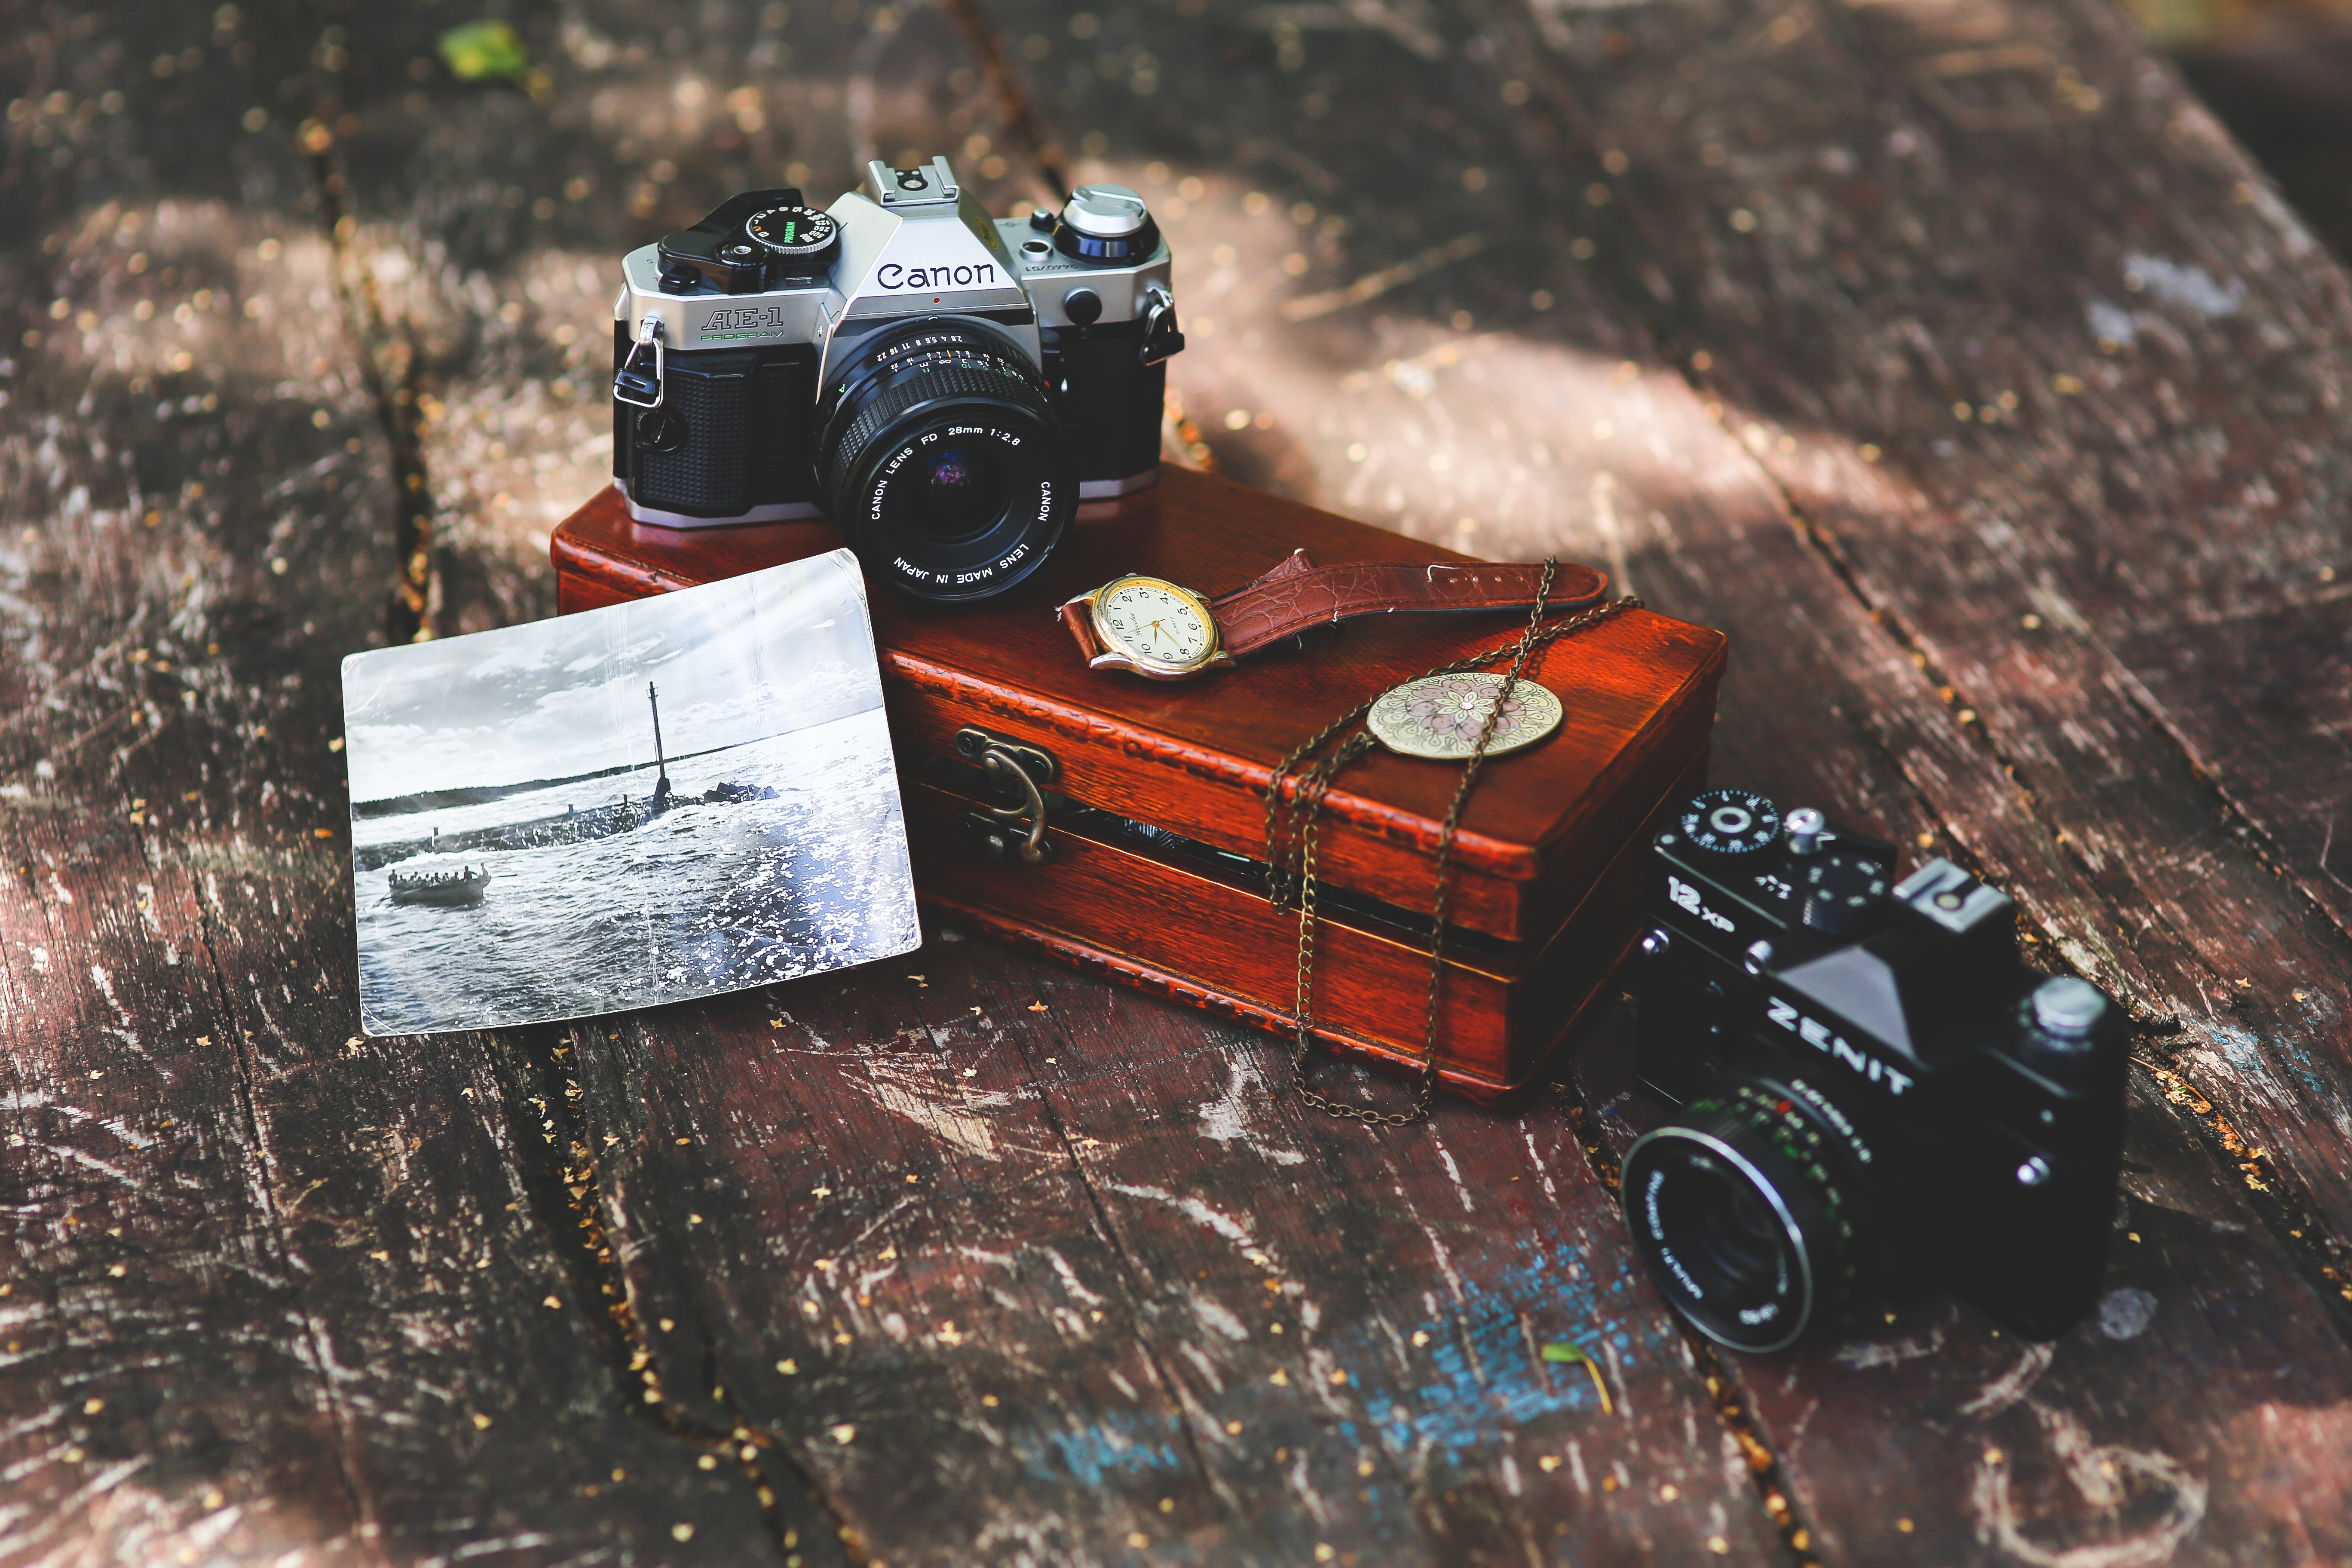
(2152, 0), (2352, 258)
(3, 0), (2346, 650)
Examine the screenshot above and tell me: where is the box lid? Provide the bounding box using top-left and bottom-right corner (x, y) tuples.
(553, 466), (1725, 942)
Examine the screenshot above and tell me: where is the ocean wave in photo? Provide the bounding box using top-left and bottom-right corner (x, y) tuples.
(355, 710), (916, 1034)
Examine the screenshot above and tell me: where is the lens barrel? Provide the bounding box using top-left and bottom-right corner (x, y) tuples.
(817, 319), (1073, 602)
(1620, 1076), (1885, 1352)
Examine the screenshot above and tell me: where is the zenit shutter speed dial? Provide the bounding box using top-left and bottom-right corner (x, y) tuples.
(1798, 851), (1890, 935)
(1678, 788), (1782, 860)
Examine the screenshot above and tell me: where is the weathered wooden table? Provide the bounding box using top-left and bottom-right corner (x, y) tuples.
(7, 0), (2351, 1562)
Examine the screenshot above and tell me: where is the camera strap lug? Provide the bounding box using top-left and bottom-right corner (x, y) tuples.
(612, 315), (667, 409)
(1139, 285), (1185, 368)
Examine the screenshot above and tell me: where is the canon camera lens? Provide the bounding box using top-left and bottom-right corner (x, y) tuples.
(816, 319), (1073, 602)
(1619, 1077), (1889, 1352)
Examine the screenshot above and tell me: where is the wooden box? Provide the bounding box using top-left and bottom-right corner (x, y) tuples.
(551, 468), (1725, 1104)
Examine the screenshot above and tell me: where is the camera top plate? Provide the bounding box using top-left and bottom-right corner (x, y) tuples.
(614, 158), (1178, 373)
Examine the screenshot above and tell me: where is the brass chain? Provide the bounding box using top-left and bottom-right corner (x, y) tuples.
(1263, 568), (1643, 1126)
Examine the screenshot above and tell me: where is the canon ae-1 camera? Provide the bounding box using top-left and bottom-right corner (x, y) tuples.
(1620, 787), (2128, 1352)
(609, 157), (1183, 602)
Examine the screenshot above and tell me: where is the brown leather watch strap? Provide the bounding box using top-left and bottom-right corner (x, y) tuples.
(1059, 551), (1609, 667)
(1208, 558), (1608, 658)
(1058, 598), (1101, 659)
(1059, 550), (1321, 663)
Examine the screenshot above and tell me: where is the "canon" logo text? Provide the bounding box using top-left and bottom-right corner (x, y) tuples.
(876, 262), (998, 291)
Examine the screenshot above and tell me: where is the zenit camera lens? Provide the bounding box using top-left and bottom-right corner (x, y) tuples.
(816, 319), (1073, 603)
(1620, 1077), (1885, 1352)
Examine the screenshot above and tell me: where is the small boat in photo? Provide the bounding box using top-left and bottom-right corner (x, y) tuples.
(389, 865), (493, 907)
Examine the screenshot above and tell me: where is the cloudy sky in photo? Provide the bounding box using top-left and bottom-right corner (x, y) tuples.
(340, 550), (881, 803)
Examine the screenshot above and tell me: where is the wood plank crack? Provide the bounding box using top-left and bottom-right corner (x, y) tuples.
(481, 1022), (851, 1566)
(2131, 1052), (2352, 1341)
(1749, 466), (2352, 1354)
(260, 36), (444, 645)
(1551, 1075), (1817, 1567)
(170, 819), (378, 1546)
(1445, 0), (2352, 1339)
(971, 1006), (1253, 1525)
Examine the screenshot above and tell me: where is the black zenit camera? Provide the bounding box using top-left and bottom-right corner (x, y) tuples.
(609, 156), (1183, 602)
(1620, 787), (2128, 1351)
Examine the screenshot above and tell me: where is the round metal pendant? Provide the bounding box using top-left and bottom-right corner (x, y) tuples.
(1366, 672), (1565, 760)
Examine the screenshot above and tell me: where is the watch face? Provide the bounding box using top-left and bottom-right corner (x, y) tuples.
(1094, 577), (1214, 670)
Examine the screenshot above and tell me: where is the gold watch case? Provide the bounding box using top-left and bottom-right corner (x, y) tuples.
(1080, 574), (1236, 680)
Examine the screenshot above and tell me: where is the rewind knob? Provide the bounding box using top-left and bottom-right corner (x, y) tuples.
(1676, 788), (1783, 861)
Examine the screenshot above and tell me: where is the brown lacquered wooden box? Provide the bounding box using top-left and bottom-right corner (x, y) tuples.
(551, 467), (1725, 1103)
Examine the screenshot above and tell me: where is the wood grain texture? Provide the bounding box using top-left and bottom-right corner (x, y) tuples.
(1575, 1006), (2352, 1567)
(968, 0), (2352, 1247)
(0, 3), (832, 1560)
(8, 0), (1758, 1560)
(966, 0), (2352, 1556)
(895, 747), (1696, 1099)
(548, 937), (1783, 1565)
(1468, 0), (2352, 1307)
(12, 0), (2352, 1559)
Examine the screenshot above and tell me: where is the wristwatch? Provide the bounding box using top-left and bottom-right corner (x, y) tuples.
(1058, 551), (1609, 679)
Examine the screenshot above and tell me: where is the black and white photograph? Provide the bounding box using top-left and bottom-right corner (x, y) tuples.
(340, 549), (918, 1035)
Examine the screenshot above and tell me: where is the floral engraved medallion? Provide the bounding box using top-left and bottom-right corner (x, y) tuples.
(1366, 672), (1565, 760)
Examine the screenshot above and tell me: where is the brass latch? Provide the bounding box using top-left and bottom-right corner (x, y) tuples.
(955, 726), (1057, 865)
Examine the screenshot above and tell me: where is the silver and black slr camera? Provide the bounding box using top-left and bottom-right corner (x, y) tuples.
(1621, 787), (2128, 1352)
(609, 156), (1182, 601)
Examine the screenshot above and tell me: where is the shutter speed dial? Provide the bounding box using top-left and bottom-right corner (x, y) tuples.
(1799, 851), (1890, 936)
(1678, 788), (1782, 860)
(744, 205), (841, 275)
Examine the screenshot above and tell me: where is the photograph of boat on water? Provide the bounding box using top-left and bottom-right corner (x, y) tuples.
(340, 548), (919, 1036)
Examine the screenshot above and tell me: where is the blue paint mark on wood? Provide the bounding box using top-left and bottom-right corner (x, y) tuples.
(1014, 1407), (1186, 1488)
(1341, 1232), (1674, 1461)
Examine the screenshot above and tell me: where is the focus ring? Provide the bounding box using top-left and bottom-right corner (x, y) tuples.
(821, 354), (1055, 500)
(815, 318), (1075, 603)
(1620, 1076), (1878, 1353)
